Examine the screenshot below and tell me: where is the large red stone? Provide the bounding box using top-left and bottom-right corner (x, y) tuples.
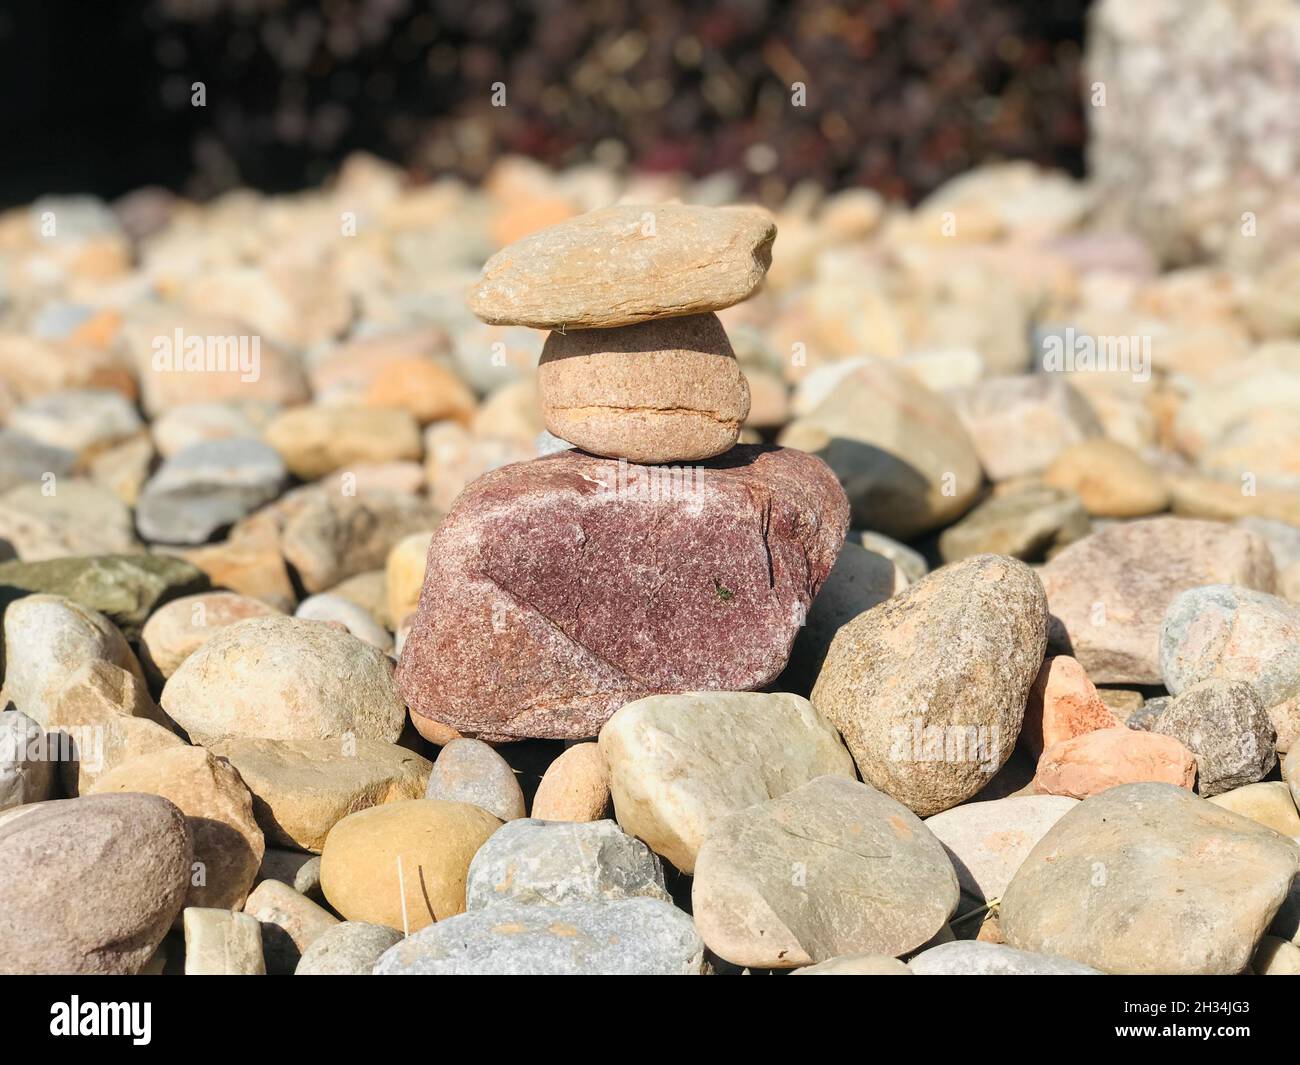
(396, 445), (848, 740)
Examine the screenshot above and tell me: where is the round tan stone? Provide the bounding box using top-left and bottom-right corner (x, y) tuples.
(364, 357), (476, 426)
(1208, 781), (1300, 838)
(385, 531), (432, 629)
(320, 799), (501, 932)
(531, 743), (611, 822)
(538, 313), (750, 464)
(91, 745), (265, 910)
(425, 739), (525, 822)
(1043, 438), (1169, 518)
(263, 405), (421, 480)
(140, 591), (283, 681)
(160, 615), (406, 745)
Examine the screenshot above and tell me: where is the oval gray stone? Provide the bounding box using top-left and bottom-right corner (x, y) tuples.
(1159, 584), (1300, 752)
(296, 922), (403, 975)
(691, 775), (960, 968)
(136, 438), (287, 545)
(1149, 679), (1277, 797)
(424, 738), (526, 822)
(466, 818), (668, 911)
(374, 897), (705, 975)
(909, 940), (1101, 975)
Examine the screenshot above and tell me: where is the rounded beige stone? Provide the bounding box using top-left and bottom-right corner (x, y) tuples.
(385, 531), (433, 628)
(531, 742), (611, 822)
(159, 615), (406, 745)
(140, 591), (283, 681)
(1043, 438), (1170, 518)
(319, 799), (501, 932)
(538, 313), (750, 464)
(91, 745), (265, 911)
(263, 405), (421, 480)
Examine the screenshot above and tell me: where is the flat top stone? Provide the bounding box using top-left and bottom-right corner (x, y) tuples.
(599, 691), (856, 873)
(466, 204), (776, 329)
(1001, 782), (1300, 974)
(373, 896), (704, 975)
(692, 775), (959, 967)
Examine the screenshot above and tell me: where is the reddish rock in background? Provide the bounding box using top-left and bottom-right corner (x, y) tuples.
(1020, 654), (1119, 761)
(1033, 728), (1198, 800)
(396, 445), (848, 741)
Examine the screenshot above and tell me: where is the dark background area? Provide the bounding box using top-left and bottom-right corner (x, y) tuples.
(0, 0), (1090, 209)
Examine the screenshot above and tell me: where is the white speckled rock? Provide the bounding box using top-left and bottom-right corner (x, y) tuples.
(424, 738), (526, 822)
(295, 593), (392, 652)
(909, 940), (1101, 975)
(374, 897), (705, 975)
(1149, 679), (1277, 797)
(1159, 585), (1300, 752)
(598, 691), (856, 873)
(160, 615), (405, 745)
(466, 818), (668, 911)
(812, 555), (1048, 817)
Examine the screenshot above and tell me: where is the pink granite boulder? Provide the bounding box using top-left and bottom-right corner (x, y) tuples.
(396, 445), (848, 740)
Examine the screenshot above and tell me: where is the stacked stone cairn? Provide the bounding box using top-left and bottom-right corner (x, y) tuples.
(396, 204), (850, 743)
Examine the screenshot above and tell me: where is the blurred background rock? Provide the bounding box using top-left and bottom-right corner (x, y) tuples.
(0, 0), (1089, 208)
